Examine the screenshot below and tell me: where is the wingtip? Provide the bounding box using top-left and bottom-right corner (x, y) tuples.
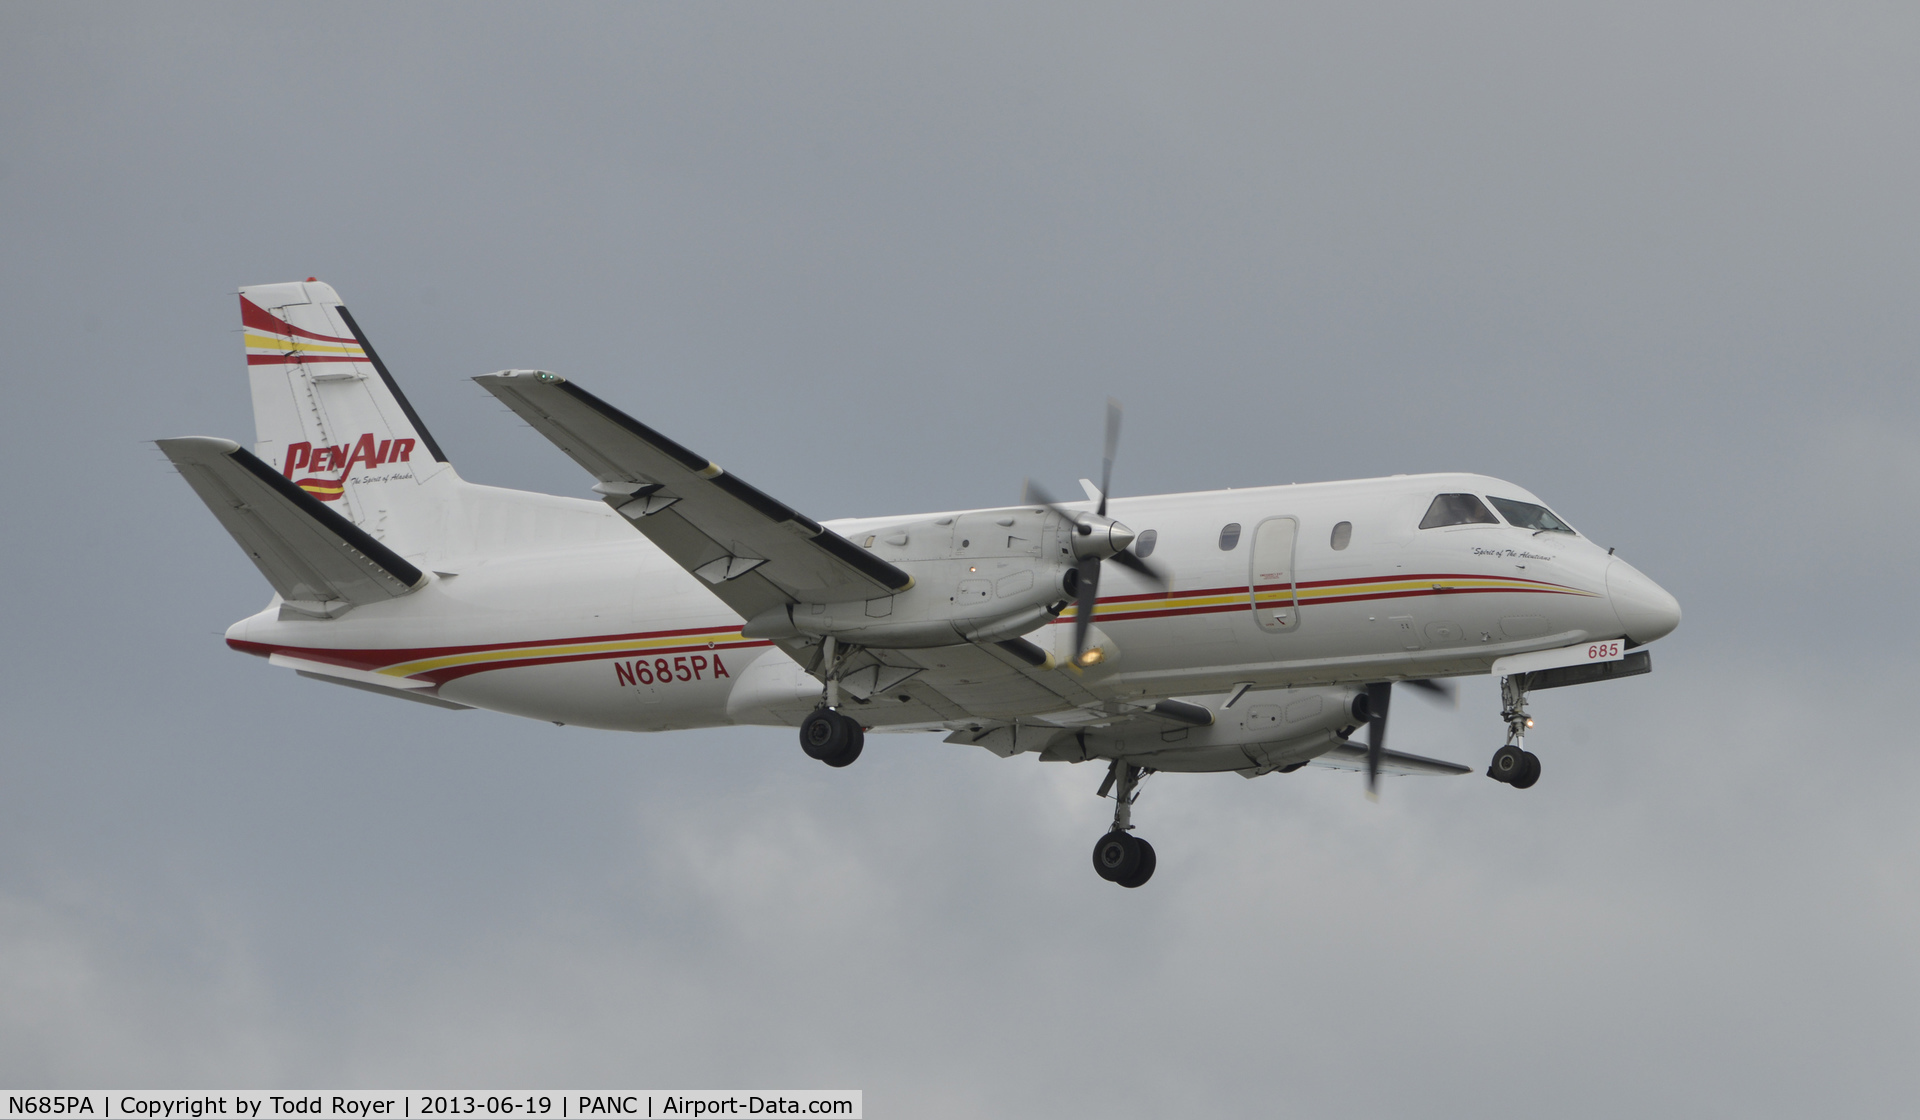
(474, 369), (567, 385)
(156, 435), (243, 457)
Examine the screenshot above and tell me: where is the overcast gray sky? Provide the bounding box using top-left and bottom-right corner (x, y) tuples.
(3, 3), (1917, 1115)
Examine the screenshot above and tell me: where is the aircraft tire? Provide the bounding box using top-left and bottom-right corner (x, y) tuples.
(1115, 839), (1157, 888)
(1488, 744), (1527, 784)
(800, 708), (851, 761)
(1509, 751), (1541, 789)
(822, 718), (865, 768)
(1092, 831), (1141, 882)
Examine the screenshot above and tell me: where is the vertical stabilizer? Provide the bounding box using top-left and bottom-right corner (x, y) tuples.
(240, 280), (453, 540)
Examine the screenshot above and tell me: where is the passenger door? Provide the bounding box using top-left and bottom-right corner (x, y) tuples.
(1249, 517), (1299, 632)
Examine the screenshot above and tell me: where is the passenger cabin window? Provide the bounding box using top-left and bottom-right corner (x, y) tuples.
(1419, 493), (1499, 529)
(1219, 523), (1241, 550)
(1133, 529), (1158, 559)
(1330, 521), (1352, 550)
(1488, 496), (1576, 534)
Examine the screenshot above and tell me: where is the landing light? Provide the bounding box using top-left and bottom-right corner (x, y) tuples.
(1525, 717), (1535, 728)
(1076, 648), (1106, 667)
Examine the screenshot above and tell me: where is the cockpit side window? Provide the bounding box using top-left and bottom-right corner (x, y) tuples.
(1418, 493), (1499, 529)
(1487, 496), (1576, 534)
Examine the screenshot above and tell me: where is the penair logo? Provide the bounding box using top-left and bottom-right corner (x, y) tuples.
(282, 434), (415, 501)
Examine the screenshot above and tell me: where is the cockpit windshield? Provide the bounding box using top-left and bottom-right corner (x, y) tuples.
(1487, 496), (1575, 534)
(1418, 493), (1500, 529)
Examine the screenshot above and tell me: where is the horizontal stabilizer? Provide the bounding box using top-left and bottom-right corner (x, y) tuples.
(270, 653), (472, 709)
(1311, 741), (1472, 776)
(159, 436), (427, 617)
(475, 371), (911, 622)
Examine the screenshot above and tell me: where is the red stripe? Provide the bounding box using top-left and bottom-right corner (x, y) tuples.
(1284, 586), (1575, 606)
(416, 640), (772, 685)
(240, 296), (362, 345)
(1060, 582), (1587, 624)
(1093, 573), (1584, 606)
(1050, 602), (1247, 624)
(228, 573), (1593, 681)
(246, 353), (367, 365)
(1296, 572), (1576, 591)
(229, 622), (772, 674)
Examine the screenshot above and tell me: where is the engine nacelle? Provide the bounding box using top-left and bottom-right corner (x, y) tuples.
(744, 504), (1083, 649)
(953, 685), (1372, 774)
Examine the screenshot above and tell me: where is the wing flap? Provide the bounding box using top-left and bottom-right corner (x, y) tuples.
(159, 436), (426, 614)
(475, 371), (910, 620)
(1310, 740), (1473, 776)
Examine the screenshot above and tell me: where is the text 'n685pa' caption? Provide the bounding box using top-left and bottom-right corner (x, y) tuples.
(2, 1096), (859, 1120)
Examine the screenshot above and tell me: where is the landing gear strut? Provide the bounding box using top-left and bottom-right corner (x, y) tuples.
(799, 636), (864, 767)
(1091, 760), (1157, 888)
(1489, 675), (1541, 788)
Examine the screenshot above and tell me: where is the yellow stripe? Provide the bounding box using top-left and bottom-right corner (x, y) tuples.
(377, 630), (752, 678)
(243, 332), (366, 356)
(1063, 578), (1596, 619)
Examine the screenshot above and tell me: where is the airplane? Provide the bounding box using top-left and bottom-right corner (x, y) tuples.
(160, 280), (1681, 888)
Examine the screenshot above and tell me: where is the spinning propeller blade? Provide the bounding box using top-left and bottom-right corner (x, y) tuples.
(1405, 678), (1458, 706)
(1099, 397), (1120, 517)
(1365, 681), (1392, 798)
(1022, 399), (1165, 663)
(1362, 677), (1458, 797)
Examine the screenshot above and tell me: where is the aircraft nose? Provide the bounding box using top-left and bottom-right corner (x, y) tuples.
(1606, 558), (1681, 643)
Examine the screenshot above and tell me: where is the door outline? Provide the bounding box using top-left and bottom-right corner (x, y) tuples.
(1249, 516), (1299, 632)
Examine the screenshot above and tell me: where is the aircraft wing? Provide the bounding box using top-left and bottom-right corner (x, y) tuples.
(1309, 741), (1473, 776)
(476, 371), (911, 622)
(159, 436), (427, 618)
(822, 634), (1100, 724)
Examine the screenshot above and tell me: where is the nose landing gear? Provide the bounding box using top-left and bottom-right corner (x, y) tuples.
(1091, 761), (1157, 887)
(1489, 742), (1540, 788)
(1489, 675), (1541, 788)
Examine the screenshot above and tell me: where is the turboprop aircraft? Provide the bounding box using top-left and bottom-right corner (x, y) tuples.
(161, 280), (1680, 888)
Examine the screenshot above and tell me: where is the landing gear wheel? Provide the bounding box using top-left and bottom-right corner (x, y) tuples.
(1091, 831), (1141, 882)
(1488, 744), (1528, 784)
(1509, 750), (1541, 789)
(1115, 838), (1157, 888)
(800, 708), (864, 766)
(800, 708), (848, 760)
(823, 721), (865, 768)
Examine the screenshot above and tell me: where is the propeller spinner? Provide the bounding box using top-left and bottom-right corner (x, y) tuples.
(1026, 398), (1166, 664)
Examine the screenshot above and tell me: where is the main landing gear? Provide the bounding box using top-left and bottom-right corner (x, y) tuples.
(1091, 761), (1157, 888)
(1489, 675), (1541, 789)
(800, 707), (864, 767)
(799, 635), (864, 767)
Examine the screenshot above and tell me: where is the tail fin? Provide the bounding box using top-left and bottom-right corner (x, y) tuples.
(240, 280), (451, 527)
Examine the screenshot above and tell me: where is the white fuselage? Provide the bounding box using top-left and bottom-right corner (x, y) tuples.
(224, 471), (1674, 741)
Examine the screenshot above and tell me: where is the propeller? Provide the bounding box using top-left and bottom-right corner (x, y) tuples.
(1404, 677), (1457, 706)
(1025, 398), (1166, 663)
(1363, 678), (1458, 797)
(1365, 681), (1392, 799)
